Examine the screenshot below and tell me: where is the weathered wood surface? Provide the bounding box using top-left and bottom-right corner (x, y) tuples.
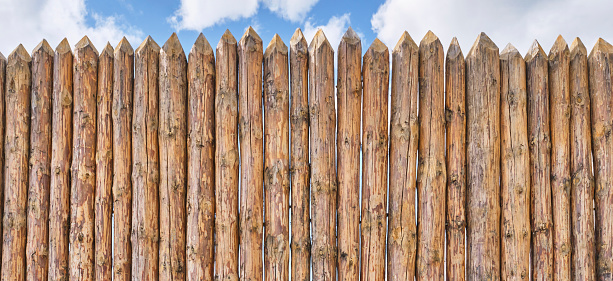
(158, 33), (188, 281)
(416, 31), (445, 281)
(445, 37), (466, 281)
(0, 52), (4, 278)
(289, 28), (310, 281)
(465, 32), (501, 280)
(388, 31), (418, 281)
(186, 33), (216, 281)
(132, 36), (161, 281)
(336, 27), (361, 281)
(309, 29), (337, 281)
(361, 38), (389, 281)
(2, 44), (31, 281)
(569, 37), (595, 281)
(499, 43), (530, 280)
(215, 29), (239, 281)
(26, 39), (53, 280)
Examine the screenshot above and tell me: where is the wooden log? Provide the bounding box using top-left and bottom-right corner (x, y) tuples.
(2, 44), (31, 281)
(499, 43), (530, 280)
(158, 32), (188, 281)
(588, 38), (613, 280)
(215, 29), (239, 281)
(336, 26), (361, 281)
(237, 26), (264, 281)
(186, 33), (215, 281)
(113, 37), (134, 281)
(0, 52), (4, 274)
(48, 39), (73, 280)
(569, 37), (595, 281)
(445, 37), (466, 281)
(289, 28), (310, 281)
(361, 38), (389, 281)
(388, 31), (418, 281)
(26, 39), (53, 280)
(263, 34), (290, 281)
(548, 35), (572, 280)
(71, 36), (98, 280)
(465, 32), (501, 280)
(416, 31), (445, 281)
(309, 29), (337, 281)
(96, 42), (113, 281)
(132, 35), (161, 281)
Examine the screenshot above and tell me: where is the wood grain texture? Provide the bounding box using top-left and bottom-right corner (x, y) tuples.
(500, 44), (530, 281)
(48, 39), (73, 281)
(215, 29), (239, 281)
(158, 33), (188, 281)
(2, 44), (31, 281)
(26, 39), (53, 280)
(132, 35), (161, 281)
(0, 52), (4, 278)
(387, 31), (418, 281)
(465, 32), (501, 280)
(569, 37), (595, 281)
(361, 38), (389, 281)
(336, 27), (361, 281)
(289, 28), (310, 281)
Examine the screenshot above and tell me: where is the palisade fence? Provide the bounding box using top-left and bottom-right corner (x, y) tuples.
(0, 25), (610, 281)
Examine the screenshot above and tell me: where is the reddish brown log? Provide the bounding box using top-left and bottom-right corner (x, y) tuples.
(26, 39), (53, 280)
(263, 34), (290, 281)
(2, 44), (31, 281)
(336, 26), (361, 281)
(71, 36), (98, 280)
(48, 39), (73, 280)
(289, 28), (310, 281)
(388, 31), (418, 281)
(215, 29), (239, 281)
(132, 36), (161, 281)
(186, 33), (216, 281)
(569, 37), (595, 280)
(158, 33), (188, 281)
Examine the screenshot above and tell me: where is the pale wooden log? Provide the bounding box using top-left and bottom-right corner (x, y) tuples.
(0, 52), (4, 277)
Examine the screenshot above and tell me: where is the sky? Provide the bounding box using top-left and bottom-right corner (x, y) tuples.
(0, 0), (612, 59)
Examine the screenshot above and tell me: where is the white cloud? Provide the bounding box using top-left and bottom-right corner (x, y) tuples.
(303, 13), (365, 51)
(170, 0), (319, 31)
(0, 0), (143, 55)
(371, 0), (613, 55)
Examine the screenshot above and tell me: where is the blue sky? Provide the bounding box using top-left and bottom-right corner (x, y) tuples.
(1, 0), (613, 58)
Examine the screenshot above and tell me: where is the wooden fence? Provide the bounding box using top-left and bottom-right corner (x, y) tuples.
(0, 26), (609, 280)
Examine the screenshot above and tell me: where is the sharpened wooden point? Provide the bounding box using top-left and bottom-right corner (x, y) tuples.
(309, 29), (332, 51)
(55, 38), (72, 54)
(101, 42), (114, 57)
(393, 31), (417, 53)
(341, 26), (360, 45)
(33, 39), (54, 56)
(240, 26), (262, 45)
(421, 30), (439, 44)
(162, 33), (184, 54)
(9, 44), (32, 63)
(290, 28), (306, 47)
(75, 36), (98, 55)
(136, 36), (160, 54)
(191, 33), (213, 54)
(549, 35), (569, 59)
(367, 38), (388, 54)
(218, 29), (237, 48)
(467, 32), (497, 58)
(447, 37), (463, 59)
(525, 40), (546, 61)
(115, 37), (134, 55)
(265, 34), (288, 57)
(589, 38), (612, 58)
(500, 43), (521, 59)
(570, 37), (587, 57)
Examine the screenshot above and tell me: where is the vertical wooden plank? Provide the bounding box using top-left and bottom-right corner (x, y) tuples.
(465, 32), (501, 280)
(0, 52), (4, 275)
(186, 33), (216, 281)
(71, 36), (98, 281)
(132, 36), (161, 281)
(548, 35), (572, 281)
(289, 28), (310, 281)
(361, 38), (389, 281)
(26, 39), (53, 280)
(238, 26), (264, 281)
(388, 31), (418, 281)
(309, 29), (337, 281)
(416, 31), (445, 281)
(569, 37), (595, 280)
(2, 44), (31, 281)
(96, 43), (113, 281)
(336, 27), (361, 281)
(113, 37), (134, 281)
(588, 38), (613, 280)
(158, 33), (188, 281)
(215, 29), (239, 281)
(526, 40), (553, 281)
(500, 44), (530, 280)
(48, 39), (73, 281)
(445, 37), (466, 281)
(263, 34), (290, 281)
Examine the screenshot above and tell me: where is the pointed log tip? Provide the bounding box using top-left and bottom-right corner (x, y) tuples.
(135, 36), (160, 54)
(589, 38), (612, 58)
(341, 26), (360, 45)
(100, 42), (114, 57)
(240, 26), (262, 46)
(115, 37), (134, 55)
(420, 30), (439, 45)
(162, 32), (184, 54)
(467, 32), (498, 58)
(191, 33), (213, 55)
(570, 37), (587, 57)
(500, 43), (521, 60)
(265, 34), (288, 57)
(9, 44), (32, 63)
(75, 36), (99, 55)
(290, 28), (306, 47)
(367, 38), (388, 54)
(549, 35), (569, 57)
(447, 37), (463, 59)
(393, 31), (417, 53)
(525, 40), (546, 61)
(33, 39), (54, 56)
(309, 29), (332, 51)
(55, 38), (72, 55)
(218, 29), (237, 48)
